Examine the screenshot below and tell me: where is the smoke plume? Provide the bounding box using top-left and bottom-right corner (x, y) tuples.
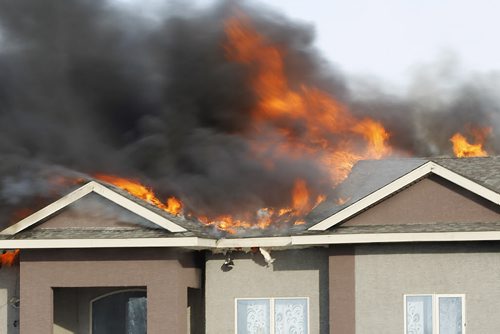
(0, 0), (498, 229)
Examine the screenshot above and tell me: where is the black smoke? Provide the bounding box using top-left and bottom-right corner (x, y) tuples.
(0, 0), (498, 228)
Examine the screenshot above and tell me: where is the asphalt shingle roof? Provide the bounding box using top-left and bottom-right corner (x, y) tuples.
(431, 156), (500, 193)
(321, 221), (500, 235)
(0, 227), (190, 240)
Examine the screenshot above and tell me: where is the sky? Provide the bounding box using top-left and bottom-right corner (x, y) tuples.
(256, 0), (500, 82)
(175, 0), (500, 86)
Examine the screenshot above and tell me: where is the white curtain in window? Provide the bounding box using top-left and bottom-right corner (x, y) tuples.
(406, 296), (432, 334)
(126, 297), (147, 334)
(274, 299), (307, 334)
(439, 297), (462, 334)
(237, 299), (270, 334)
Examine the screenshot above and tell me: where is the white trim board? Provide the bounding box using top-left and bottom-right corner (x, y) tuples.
(215, 230), (500, 248)
(308, 162), (500, 231)
(0, 237), (215, 249)
(2, 230), (500, 249)
(0, 181), (187, 235)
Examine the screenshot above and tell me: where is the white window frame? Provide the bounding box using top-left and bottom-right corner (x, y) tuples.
(235, 297), (310, 334)
(404, 294), (466, 334)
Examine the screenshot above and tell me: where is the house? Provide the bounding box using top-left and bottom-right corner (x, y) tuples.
(0, 157), (498, 333)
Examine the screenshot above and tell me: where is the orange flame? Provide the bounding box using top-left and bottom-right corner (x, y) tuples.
(92, 173), (318, 233)
(166, 196), (183, 216)
(224, 15), (391, 184)
(450, 127), (490, 158)
(94, 174), (182, 216)
(291, 179), (310, 215)
(1, 250), (20, 267)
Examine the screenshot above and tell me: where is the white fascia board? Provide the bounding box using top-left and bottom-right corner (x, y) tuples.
(214, 231), (500, 249)
(0, 182), (96, 235)
(215, 237), (292, 248)
(292, 231), (500, 245)
(91, 182), (187, 232)
(0, 181), (188, 235)
(308, 162), (434, 231)
(4, 231), (500, 249)
(0, 237), (216, 249)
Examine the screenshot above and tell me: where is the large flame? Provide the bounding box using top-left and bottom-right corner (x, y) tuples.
(225, 15), (391, 184)
(193, 15), (393, 231)
(450, 127), (490, 158)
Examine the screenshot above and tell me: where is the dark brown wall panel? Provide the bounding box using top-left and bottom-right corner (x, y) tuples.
(329, 245), (355, 334)
(343, 176), (499, 226)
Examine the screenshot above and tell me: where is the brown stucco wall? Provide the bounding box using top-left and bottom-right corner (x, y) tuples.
(19, 248), (201, 334)
(343, 175), (499, 226)
(329, 245), (355, 334)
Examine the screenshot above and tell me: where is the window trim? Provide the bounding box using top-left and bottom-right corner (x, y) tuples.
(234, 297), (310, 334)
(89, 288), (147, 334)
(404, 293), (466, 334)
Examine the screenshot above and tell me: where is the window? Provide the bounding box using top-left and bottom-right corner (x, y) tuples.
(235, 297), (309, 334)
(91, 289), (147, 334)
(404, 294), (465, 334)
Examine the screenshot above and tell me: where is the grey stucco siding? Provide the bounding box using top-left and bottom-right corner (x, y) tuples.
(0, 266), (19, 334)
(205, 248), (329, 333)
(355, 242), (500, 334)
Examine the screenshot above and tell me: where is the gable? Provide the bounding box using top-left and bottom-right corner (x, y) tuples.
(341, 174), (500, 227)
(0, 181), (187, 235)
(308, 161), (500, 231)
(32, 193), (158, 230)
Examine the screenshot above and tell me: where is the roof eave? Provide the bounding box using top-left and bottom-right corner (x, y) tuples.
(4, 230), (500, 250)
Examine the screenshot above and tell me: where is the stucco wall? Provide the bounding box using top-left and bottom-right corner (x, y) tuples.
(205, 248), (329, 333)
(0, 266), (19, 334)
(355, 242), (500, 334)
(343, 175), (499, 226)
(20, 248), (201, 334)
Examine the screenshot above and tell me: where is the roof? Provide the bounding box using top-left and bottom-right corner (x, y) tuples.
(431, 156), (500, 193)
(0, 228), (189, 240)
(0, 156), (498, 249)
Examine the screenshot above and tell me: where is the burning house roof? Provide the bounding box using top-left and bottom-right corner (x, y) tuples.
(0, 1), (499, 247)
(0, 157), (498, 245)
